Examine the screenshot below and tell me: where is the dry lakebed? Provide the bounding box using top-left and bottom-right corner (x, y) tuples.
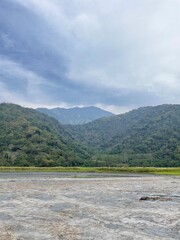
(0, 172), (179, 240)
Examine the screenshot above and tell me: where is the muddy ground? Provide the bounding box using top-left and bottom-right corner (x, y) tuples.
(0, 172), (179, 240)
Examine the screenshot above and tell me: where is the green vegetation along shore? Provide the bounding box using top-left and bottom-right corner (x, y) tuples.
(0, 167), (179, 175)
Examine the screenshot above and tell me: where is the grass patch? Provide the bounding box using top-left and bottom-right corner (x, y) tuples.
(0, 167), (179, 175)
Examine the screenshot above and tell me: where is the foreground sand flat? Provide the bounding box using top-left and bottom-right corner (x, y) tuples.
(0, 173), (179, 240)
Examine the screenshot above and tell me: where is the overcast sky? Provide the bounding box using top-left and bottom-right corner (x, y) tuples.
(0, 0), (180, 113)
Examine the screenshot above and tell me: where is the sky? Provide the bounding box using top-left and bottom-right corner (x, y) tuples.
(0, 0), (180, 114)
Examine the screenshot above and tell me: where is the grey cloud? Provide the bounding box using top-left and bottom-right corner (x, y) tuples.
(0, 0), (179, 112)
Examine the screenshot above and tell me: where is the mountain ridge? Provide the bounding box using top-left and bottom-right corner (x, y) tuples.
(36, 106), (114, 124)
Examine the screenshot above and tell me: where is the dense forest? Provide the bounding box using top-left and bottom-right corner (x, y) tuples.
(0, 103), (90, 167)
(0, 103), (179, 167)
(67, 105), (180, 167)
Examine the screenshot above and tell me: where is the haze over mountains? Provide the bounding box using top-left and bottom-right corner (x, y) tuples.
(0, 103), (179, 167)
(36, 106), (114, 125)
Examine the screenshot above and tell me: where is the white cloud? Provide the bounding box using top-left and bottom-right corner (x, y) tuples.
(67, 0), (180, 96)
(95, 103), (133, 115)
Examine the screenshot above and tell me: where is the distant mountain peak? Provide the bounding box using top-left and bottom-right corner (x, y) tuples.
(36, 106), (114, 125)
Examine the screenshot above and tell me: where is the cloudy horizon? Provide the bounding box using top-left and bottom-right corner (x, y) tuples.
(0, 0), (180, 114)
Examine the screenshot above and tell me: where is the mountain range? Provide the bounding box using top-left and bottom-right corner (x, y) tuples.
(36, 106), (114, 124)
(0, 103), (179, 167)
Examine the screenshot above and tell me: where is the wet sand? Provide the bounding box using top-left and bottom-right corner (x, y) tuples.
(0, 173), (179, 239)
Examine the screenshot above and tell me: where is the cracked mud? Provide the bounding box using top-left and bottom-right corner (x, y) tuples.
(0, 173), (179, 239)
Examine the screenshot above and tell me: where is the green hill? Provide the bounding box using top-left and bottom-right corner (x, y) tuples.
(66, 105), (180, 167)
(0, 103), (90, 167)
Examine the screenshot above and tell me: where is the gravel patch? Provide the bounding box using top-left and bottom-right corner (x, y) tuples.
(0, 173), (179, 239)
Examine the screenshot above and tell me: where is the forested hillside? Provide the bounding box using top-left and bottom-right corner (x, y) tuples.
(66, 105), (180, 167)
(0, 103), (90, 166)
(0, 103), (179, 167)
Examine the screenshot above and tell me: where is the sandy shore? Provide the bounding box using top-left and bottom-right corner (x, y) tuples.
(0, 173), (179, 239)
